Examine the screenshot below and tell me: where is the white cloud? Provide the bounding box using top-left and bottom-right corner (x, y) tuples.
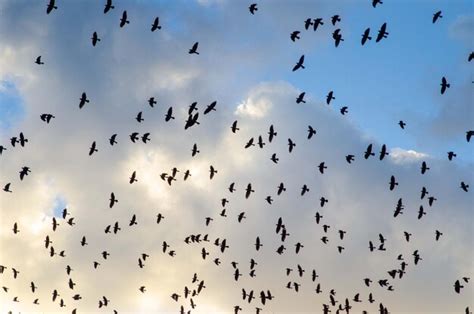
(390, 147), (428, 164)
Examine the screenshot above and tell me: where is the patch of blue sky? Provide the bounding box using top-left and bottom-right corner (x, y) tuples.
(0, 80), (24, 134)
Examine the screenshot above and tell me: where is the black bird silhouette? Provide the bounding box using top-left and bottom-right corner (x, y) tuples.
(467, 130), (474, 142)
(399, 120), (406, 129)
(296, 92), (306, 103)
(79, 92), (89, 109)
(460, 181), (469, 192)
(372, 0), (383, 8)
(454, 280), (464, 293)
(361, 28), (372, 45)
(340, 106), (348, 115)
(148, 97), (157, 107)
(376, 23), (388, 42)
(318, 162), (327, 174)
(135, 111), (144, 123)
(288, 138), (296, 152)
(35, 56), (44, 65)
(268, 125), (277, 142)
(245, 183), (254, 199)
(46, 0), (57, 14)
(104, 0), (114, 14)
(447, 151), (457, 160)
(379, 144), (389, 160)
(290, 31), (300, 42)
(189, 42), (199, 54)
(209, 165), (217, 179)
(292, 55), (305, 71)
(389, 175), (398, 191)
(421, 161), (429, 174)
(40, 113), (55, 123)
(231, 120), (239, 133)
(19, 166), (31, 180)
(151, 17), (162, 31)
(249, 3), (258, 14)
(326, 91), (335, 104)
(245, 137), (255, 149)
(109, 192), (118, 208)
(92, 32), (100, 46)
(435, 230), (443, 241)
(204, 101), (217, 114)
(89, 141), (98, 156)
(129, 171), (137, 184)
(394, 198), (404, 217)
(313, 18), (324, 30)
(432, 10), (443, 23)
(304, 18), (313, 30)
(0, 145), (6, 155)
(120, 11), (130, 27)
(192, 143), (200, 156)
(440, 77), (450, 94)
(364, 144), (375, 159)
(109, 134), (117, 145)
(331, 15), (341, 25)
(307, 126), (316, 139)
(142, 133), (150, 143)
(165, 107), (175, 121)
(13, 222), (19, 234)
(3, 183), (12, 193)
(332, 29), (344, 47)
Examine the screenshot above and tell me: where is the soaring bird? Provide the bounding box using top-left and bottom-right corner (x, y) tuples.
(290, 31), (300, 42)
(46, 0), (57, 14)
(35, 56), (44, 65)
(361, 28), (372, 45)
(89, 141), (98, 156)
(375, 23), (389, 42)
(440, 77), (450, 94)
(104, 0), (114, 14)
(432, 10), (443, 23)
(249, 3), (258, 14)
(79, 92), (89, 109)
(151, 17), (162, 31)
(292, 55), (305, 71)
(189, 42), (199, 54)
(372, 0), (383, 8)
(120, 11), (130, 27)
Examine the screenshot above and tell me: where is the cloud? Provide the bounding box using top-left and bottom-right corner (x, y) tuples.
(389, 147), (428, 164)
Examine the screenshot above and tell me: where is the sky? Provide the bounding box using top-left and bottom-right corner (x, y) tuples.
(0, 0), (473, 313)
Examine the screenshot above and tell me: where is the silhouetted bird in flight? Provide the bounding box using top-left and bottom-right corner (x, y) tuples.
(454, 280), (464, 293)
(3, 183), (12, 193)
(46, 0), (57, 14)
(249, 3), (258, 14)
(109, 192), (118, 208)
(379, 144), (388, 160)
(447, 151), (457, 160)
(467, 130), (474, 142)
(389, 175), (398, 190)
(318, 162), (327, 174)
(91, 32), (100, 47)
(460, 182), (469, 192)
(421, 161), (429, 174)
(165, 107), (175, 121)
(364, 144), (375, 159)
(376, 23), (388, 42)
(307, 126), (316, 139)
(440, 77), (450, 94)
(148, 97), (157, 107)
(340, 106), (348, 115)
(288, 138), (295, 152)
(331, 15), (341, 25)
(346, 154), (355, 163)
(120, 11), (130, 27)
(290, 31), (300, 42)
(231, 120), (239, 133)
(189, 42), (199, 54)
(104, 0), (114, 14)
(372, 0), (383, 8)
(268, 125), (277, 142)
(361, 28), (372, 45)
(79, 92), (89, 109)
(109, 134), (117, 145)
(313, 18), (324, 30)
(292, 55), (305, 71)
(332, 29), (344, 47)
(12, 222), (19, 234)
(151, 17), (161, 31)
(326, 91), (335, 104)
(35, 56), (44, 65)
(40, 113), (55, 123)
(204, 101), (217, 114)
(296, 92), (306, 103)
(304, 18), (313, 30)
(432, 10), (443, 23)
(89, 141), (98, 156)
(129, 171), (137, 184)
(19, 166), (31, 180)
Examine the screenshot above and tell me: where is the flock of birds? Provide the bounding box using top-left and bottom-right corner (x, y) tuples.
(0, 0), (473, 314)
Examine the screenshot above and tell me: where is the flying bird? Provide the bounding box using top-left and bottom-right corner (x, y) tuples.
(440, 77), (450, 94)
(120, 11), (130, 27)
(151, 17), (162, 31)
(189, 42), (199, 54)
(91, 32), (100, 46)
(249, 3), (258, 14)
(292, 55), (305, 71)
(361, 28), (372, 45)
(376, 23), (389, 42)
(46, 0), (57, 14)
(432, 10), (443, 23)
(104, 0), (114, 14)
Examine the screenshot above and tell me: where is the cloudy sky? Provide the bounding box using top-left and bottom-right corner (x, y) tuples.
(0, 0), (473, 313)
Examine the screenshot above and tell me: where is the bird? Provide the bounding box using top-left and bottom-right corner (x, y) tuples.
(288, 138), (296, 152)
(79, 92), (89, 109)
(460, 182), (469, 192)
(249, 3), (258, 14)
(148, 97), (157, 107)
(189, 42), (199, 54)
(109, 134), (117, 145)
(46, 0), (57, 14)
(135, 111), (144, 123)
(307, 126), (316, 139)
(318, 162), (327, 174)
(120, 11), (130, 27)
(467, 130), (474, 142)
(109, 192), (118, 208)
(129, 171), (137, 184)
(19, 166), (31, 180)
(372, 0), (383, 8)
(89, 141), (98, 156)
(331, 15), (341, 25)
(91, 32), (100, 46)
(35, 56), (44, 65)
(454, 280), (464, 293)
(361, 28), (372, 45)
(313, 18), (324, 31)
(3, 183), (12, 193)
(376, 23), (389, 42)
(364, 144), (375, 159)
(389, 175), (398, 191)
(346, 154), (355, 163)
(165, 107), (175, 121)
(447, 151), (457, 160)
(399, 120), (406, 129)
(104, 0), (114, 14)
(340, 106), (348, 115)
(204, 101), (217, 114)
(290, 31), (300, 42)
(379, 144), (389, 160)
(421, 161), (430, 174)
(432, 10), (443, 23)
(151, 17), (162, 31)
(296, 92), (306, 103)
(12, 223), (19, 234)
(40, 113), (55, 123)
(292, 55), (305, 71)
(231, 120), (239, 133)
(332, 29), (344, 47)
(268, 125), (277, 142)
(440, 77), (450, 94)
